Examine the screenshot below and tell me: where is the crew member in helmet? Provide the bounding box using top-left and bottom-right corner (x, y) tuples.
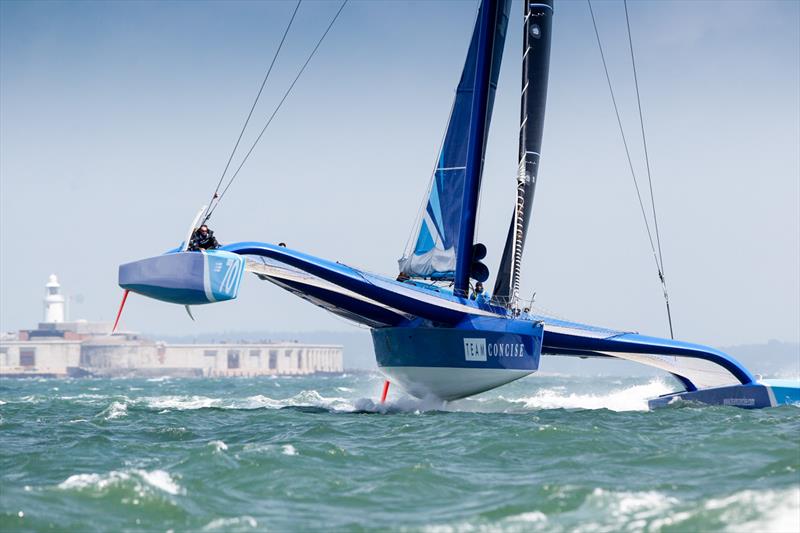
(471, 281), (486, 302)
(188, 224), (220, 251)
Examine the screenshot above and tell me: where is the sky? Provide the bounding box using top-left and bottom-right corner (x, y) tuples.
(1, 0), (798, 347)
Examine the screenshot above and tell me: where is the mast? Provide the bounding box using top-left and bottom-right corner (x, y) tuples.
(492, 0), (553, 306)
(454, 0), (507, 297)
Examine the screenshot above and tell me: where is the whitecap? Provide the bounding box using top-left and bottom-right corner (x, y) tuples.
(203, 516), (258, 530)
(58, 469), (183, 496)
(100, 401), (128, 420)
(353, 394), (445, 414)
(507, 378), (673, 412)
(145, 395), (220, 411)
(137, 469), (182, 495)
(705, 487), (800, 533)
(281, 444), (297, 456)
(579, 488), (681, 531)
(239, 390), (354, 412)
(209, 440), (228, 452)
(59, 472), (125, 491)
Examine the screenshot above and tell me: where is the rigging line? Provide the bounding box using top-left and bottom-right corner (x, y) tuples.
(587, 0), (673, 339)
(624, 0), (673, 339)
(623, 0), (665, 275)
(206, 0), (348, 221)
(202, 0), (303, 224)
(587, 0), (659, 273)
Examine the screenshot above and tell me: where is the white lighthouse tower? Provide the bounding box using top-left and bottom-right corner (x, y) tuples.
(44, 274), (65, 323)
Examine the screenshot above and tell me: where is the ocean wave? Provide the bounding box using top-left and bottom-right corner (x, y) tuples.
(501, 379), (673, 412)
(244, 390), (353, 411)
(141, 390), (354, 412)
(353, 395), (447, 414)
(58, 468), (183, 497)
(555, 486), (799, 533)
(281, 444), (297, 456)
(705, 487), (800, 533)
(202, 516), (258, 530)
(145, 395), (221, 410)
(98, 400), (128, 420)
(209, 440), (228, 452)
(60, 393), (107, 401)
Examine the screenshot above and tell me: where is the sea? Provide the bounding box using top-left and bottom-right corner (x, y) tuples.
(1, 373), (798, 532)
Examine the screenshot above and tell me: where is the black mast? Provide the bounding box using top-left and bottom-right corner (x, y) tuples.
(492, 0), (553, 307)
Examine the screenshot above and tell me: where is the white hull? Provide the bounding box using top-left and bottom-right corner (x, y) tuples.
(379, 366), (534, 401)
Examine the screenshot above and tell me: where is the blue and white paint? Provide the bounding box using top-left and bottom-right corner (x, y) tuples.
(119, 250), (244, 305)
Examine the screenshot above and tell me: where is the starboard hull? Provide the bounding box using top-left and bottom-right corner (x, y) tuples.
(648, 380), (800, 409)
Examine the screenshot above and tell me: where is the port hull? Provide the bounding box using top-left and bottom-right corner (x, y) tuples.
(119, 250), (244, 305)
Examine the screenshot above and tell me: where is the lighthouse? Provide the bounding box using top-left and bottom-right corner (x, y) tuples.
(44, 274), (65, 323)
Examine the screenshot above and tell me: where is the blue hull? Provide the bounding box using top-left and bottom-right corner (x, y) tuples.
(372, 317), (543, 400)
(648, 380), (800, 409)
(119, 250), (245, 305)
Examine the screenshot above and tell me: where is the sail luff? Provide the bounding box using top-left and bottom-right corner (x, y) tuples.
(454, 0), (506, 296)
(492, 0), (553, 306)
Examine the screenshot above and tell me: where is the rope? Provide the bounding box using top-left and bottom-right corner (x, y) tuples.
(205, 0), (349, 222)
(202, 0), (302, 224)
(587, 0), (674, 338)
(623, 0), (673, 338)
(624, 0), (665, 276)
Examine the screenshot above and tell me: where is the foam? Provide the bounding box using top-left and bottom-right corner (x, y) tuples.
(706, 487), (800, 533)
(145, 395), (221, 410)
(506, 378), (673, 411)
(209, 440), (228, 452)
(203, 516), (258, 530)
(58, 469), (183, 496)
(281, 444), (298, 456)
(100, 401), (128, 420)
(143, 390), (354, 412)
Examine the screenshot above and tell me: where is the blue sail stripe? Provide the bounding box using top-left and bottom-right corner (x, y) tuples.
(414, 221), (436, 254)
(429, 176), (445, 238)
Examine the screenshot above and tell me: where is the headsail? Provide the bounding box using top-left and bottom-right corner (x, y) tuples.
(493, 0), (553, 306)
(399, 0), (510, 283)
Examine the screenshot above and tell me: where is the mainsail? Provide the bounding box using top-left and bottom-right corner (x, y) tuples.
(399, 0), (510, 283)
(493, 0), (553, 306)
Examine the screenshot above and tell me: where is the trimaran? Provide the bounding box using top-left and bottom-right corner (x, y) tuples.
(118, 0), (798, 409)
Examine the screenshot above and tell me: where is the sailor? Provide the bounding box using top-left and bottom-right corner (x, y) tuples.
(188, 224), (220, 251)
(471, 281), (486, 302)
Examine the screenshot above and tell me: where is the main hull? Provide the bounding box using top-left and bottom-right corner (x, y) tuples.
(379, 367), (533, 401)
(372, 320), (543, 400)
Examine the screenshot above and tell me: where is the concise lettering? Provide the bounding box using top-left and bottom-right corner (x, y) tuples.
(464, 338), (527, 361)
